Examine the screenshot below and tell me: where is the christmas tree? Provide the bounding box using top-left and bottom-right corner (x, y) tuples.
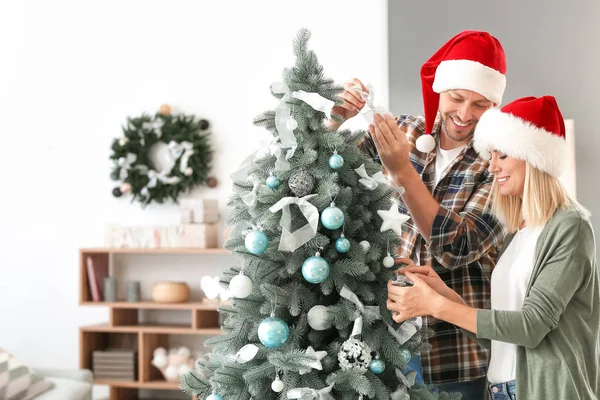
(181, 29), (458, 400)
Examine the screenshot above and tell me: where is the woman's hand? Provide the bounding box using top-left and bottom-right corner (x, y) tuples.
(387, 272), (443, 323)
(394, 258), (466, 307)
(395, 258), (449, 298)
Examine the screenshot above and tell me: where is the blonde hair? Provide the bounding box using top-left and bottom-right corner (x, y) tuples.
(488, 162), (584, 233)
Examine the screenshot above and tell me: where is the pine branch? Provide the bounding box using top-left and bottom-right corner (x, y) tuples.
(179, 371), (211, 397)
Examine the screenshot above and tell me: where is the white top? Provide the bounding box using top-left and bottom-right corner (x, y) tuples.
(487, 225), (544, 384)
(414, 144), (466, 266)
(434, 144), (466, 185)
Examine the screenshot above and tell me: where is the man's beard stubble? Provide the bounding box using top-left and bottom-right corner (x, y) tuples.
(441, 113), (476, 143)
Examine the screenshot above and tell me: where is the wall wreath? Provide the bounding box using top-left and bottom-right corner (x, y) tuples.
(109, 104), (217, 206)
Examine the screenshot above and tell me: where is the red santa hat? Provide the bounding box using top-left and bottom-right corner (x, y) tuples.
(417, 30), (507, 153)
(473, 95), (567, 177)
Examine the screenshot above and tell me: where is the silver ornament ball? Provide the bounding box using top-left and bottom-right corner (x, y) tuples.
(288, 170), (315, 197)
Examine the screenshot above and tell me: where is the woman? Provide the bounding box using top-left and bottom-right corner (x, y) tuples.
(385, 96), (599, 399)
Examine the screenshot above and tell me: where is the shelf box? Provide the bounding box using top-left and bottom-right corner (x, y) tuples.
(93, 349), (137, 381)
(79, 330), (138, 374)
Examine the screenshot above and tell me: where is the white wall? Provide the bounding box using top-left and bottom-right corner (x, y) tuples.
(0, 0), (387, 382)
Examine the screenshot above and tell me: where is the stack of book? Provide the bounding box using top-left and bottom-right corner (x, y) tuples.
(93, 350), (137, 381)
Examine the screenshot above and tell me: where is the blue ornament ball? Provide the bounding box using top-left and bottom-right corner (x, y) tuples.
(302, 255), (330, 284)
(328, 153), (344, 169)
(321, 205), (344, 230)
(206, 395), (224, 400)
(399, 348), (412, 364)
(258, 317), (290, 348)
(266, 175), (280, 189)
(245, 230), (269, 255)
(369, 358), (386, 374)
(335, 237), (351, 253)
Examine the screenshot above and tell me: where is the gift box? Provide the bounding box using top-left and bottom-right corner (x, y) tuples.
(180, 199), (219, 224)
(176, 224), (218, 248)
(105, 223), (219, 249)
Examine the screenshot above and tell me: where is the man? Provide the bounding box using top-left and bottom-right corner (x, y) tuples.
(329, 31), (507, 399)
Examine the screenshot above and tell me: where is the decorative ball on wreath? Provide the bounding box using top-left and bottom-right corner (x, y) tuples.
(109, 104), (215, 206)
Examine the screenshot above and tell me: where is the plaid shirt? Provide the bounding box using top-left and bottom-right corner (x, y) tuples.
(362, 114), (505, 384)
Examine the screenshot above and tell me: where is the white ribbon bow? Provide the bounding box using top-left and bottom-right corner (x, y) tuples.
(140, 169), (182, 197)
(341, 285), (421, 345)
(390, 369), (417, 400)
(355, 83), (394, 123)
(390, 317), (423, 345)
(287, 385), (334, 400)
(261, 137), (292, 172)
(241, 175), (262, 207)
(230, 152), (260, 183)
(340, 285), (381, 323)
(229, 138), (288, 184)
(269, 194), (319, 252)
(354, 164), (389, 190)
(271, 82), (336, 163)
(142, 119), (164, 138)
(229, 220), (261, 242)
(167, 140), (195, 173)
(118, 153), (137, 180)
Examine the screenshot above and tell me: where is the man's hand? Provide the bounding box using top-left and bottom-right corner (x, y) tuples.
(327, 78), (368, 130)
(369, 113), (412, 180)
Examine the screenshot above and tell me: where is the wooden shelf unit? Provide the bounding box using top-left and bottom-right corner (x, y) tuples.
(79, 247), (229, 400)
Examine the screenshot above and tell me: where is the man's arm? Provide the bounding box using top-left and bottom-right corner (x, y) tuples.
(398, 170), (503, 269)
(372, 114), (504, 270)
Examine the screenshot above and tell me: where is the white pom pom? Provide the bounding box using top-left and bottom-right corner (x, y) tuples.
(177, 346), (191, 358)
(308, 305), (331, 331)
(229, 274), (253, 298)
(153, 347), (167, 358)
(165, 365), (179, 380)
(152, 354), (168, 369)
(416, 134), (436, 153)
